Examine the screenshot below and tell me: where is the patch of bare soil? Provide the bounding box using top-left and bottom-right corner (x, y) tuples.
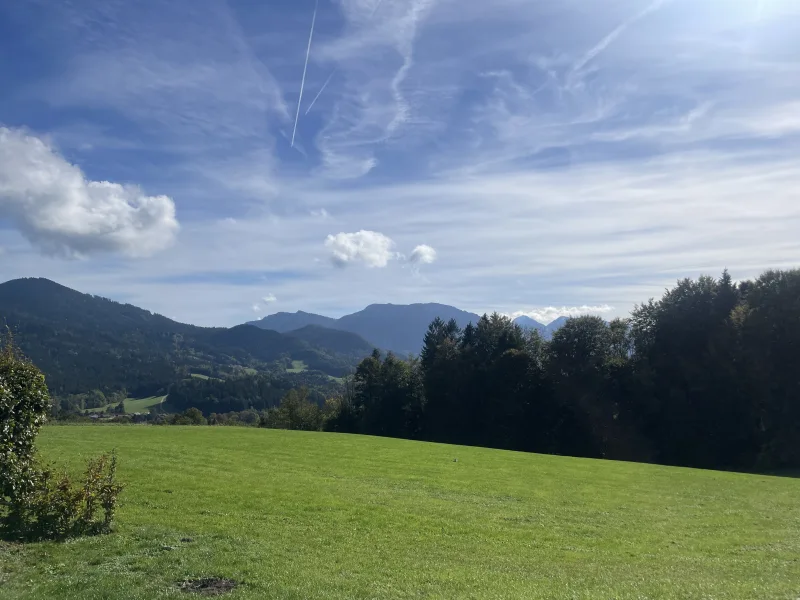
(179, 577), (237, 595)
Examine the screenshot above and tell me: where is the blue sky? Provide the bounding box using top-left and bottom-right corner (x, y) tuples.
(1, 0), (799, 326)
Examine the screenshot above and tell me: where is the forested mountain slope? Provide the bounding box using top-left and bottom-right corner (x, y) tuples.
(0, 278), (366, 395)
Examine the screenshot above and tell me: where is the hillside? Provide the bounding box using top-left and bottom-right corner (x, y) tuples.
(11, 426), (799, 599)
(0, 278), (362, 394)
(285, 324), (374, 357)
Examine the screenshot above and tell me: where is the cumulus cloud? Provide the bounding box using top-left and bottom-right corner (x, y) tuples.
(324, 230), (397, 267)
(261, 293), (277, 304)
(409, 244), (437, 265)
(252, 303), (262, 313)
(0, 127), (179, 258)
(511, 305), (615, 325)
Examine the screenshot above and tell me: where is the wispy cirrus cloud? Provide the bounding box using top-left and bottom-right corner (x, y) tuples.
(312, 0), (438, 178)
(31, 0), (287, 144)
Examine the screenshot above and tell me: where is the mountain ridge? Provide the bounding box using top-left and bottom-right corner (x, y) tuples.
(251, 303), (571, 354)
(0, 278), (372, 394)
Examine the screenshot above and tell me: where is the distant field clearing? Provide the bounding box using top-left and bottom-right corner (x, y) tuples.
(2, 426), (798, 599)
(85, 395), (166, 415)
(287, 360), (308, 373)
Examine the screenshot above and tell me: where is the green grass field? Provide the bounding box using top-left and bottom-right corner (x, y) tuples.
(85, 396), (166, 415)
(1, 426), (799, 599)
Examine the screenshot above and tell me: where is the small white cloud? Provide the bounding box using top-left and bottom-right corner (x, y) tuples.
(261, 293), (277, 304)
(510, 305), (615, 325)
(251, 304), (262, 313)
(409, 244), (437, 265)
(0, 127), (179, 258)
(324, 230), (397, 268)
(310, 208), (330, 219)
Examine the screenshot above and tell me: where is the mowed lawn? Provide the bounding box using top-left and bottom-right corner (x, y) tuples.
(1, 427), (799, 599)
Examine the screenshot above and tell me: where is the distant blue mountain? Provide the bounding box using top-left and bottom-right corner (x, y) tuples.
(512, 316), (547, 335)
(250, 303), (573, 355)
(248, 310), (337, 333)
(513, 315), (570, 339)
(250, 303), (480, 356)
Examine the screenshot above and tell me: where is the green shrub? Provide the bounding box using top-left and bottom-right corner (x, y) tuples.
(169, 407), (207, 425)
(5, 452), (123, 540)
(0, 338), (123, 540)
(0, 339), (50, 510)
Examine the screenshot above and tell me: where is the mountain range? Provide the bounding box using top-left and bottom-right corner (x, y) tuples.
(249, 305), (568, 355)
(0, 278), (373, 396)
(0, 277), (571, 396)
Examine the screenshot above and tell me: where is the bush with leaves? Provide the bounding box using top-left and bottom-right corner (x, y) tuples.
(0, 339), (123, 540)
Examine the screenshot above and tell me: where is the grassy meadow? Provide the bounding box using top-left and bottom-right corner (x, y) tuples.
(86, 396), (167, 415)
(1, 426), (798, 599)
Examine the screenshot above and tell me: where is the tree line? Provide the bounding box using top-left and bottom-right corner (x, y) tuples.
(323, 270), (800, 471)
(165, 371), (342, 415)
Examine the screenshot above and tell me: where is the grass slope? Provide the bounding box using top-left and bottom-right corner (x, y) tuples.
(2, 427), (799, 599)
(86, 396), (166, 415)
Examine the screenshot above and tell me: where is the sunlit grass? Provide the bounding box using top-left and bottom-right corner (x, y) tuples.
(84, 396), (166, 415)
(286, 360), (308, 373)
(2, 426), (798, 599)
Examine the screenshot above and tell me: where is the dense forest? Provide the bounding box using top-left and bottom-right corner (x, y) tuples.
(324, 269), (800, 471)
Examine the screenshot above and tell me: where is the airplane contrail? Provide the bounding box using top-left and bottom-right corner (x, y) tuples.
(573, 0), (667, 73)
(305, 69), (337, 115)
(304, 0), (383, 117)
(291, 0), (318, 148)
(369, 0), (384, 18)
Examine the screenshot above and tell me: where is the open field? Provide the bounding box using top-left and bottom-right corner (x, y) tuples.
(1, 426), (799, 599)
(85, 396), (167, 415)
(287, 360), (308, 373)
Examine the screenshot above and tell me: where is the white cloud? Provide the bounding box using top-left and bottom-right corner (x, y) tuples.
(251, 303), (262, 313)
(409, 244), (437, 264)
(324, 230), (397, 267)
(0, 127), (179, 258)
(511, 305), (615, 325)
(310, 208), (330, 219)
(261, 293), (277, 304)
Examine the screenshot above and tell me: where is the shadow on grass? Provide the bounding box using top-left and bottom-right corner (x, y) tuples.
(0, 516), (114, 544)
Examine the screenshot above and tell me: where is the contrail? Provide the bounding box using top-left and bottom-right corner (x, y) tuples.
(291, 0), (318, 148)
(305, 0), (383, 116)
(305, 69), (336, 115)
(573, 0), (666, 72)
(369, 0), (384, 18)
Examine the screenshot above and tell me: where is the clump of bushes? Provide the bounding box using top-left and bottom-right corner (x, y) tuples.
(0, 339), (123, 540)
